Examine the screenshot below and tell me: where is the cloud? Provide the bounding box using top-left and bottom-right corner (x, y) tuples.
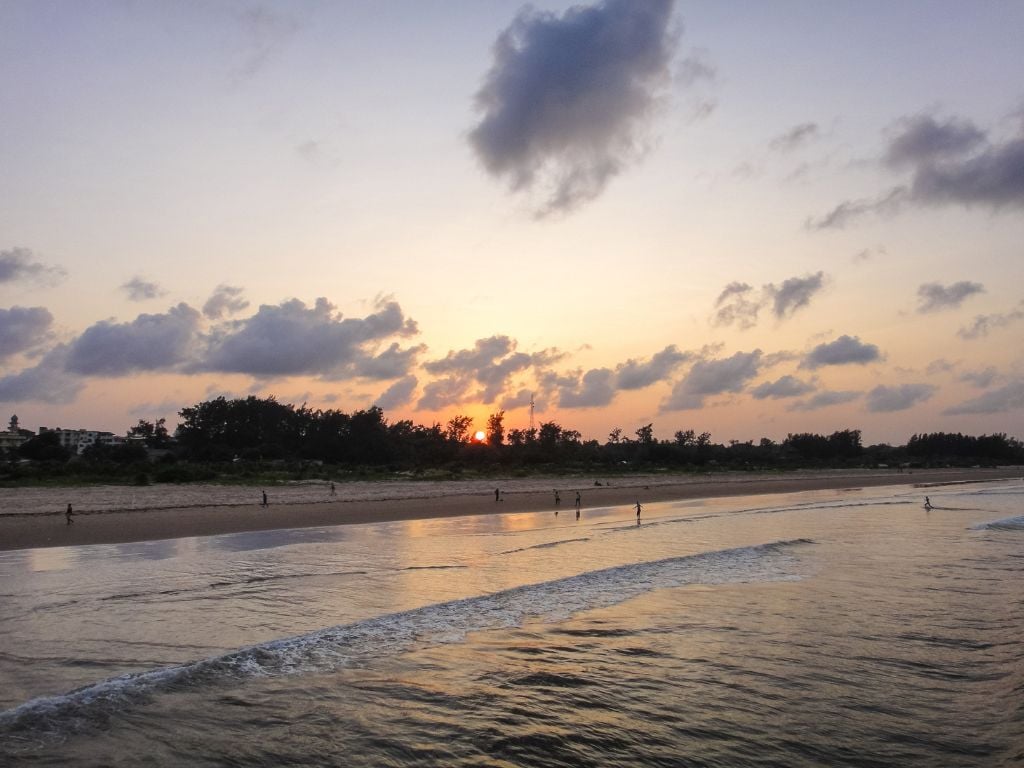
(866, 383), (937, 412)
(767, 272), (825, 318)
(662, 350), (762, 410)
(788, 390), (861, 412)
(957, 302), (1024, 339)
(926, 358), (957, 375)
(350, 342), (424, 381)
(121, 277), (166, 302)
(199, 297), (417, 378)
(614, 345), (694, 389)
(883, 114), (986, 169)
(916, 281), (984, 313)
(676, 51), (716, 87)
(802, 335), (881, 369)
(713, 273), (826, 327)
(712, 282), (760, 328)
(959, 367), (998, 388)
(0, 346), (83, 403)
(555, 368), (616, 408)
(202, 284), (250, 319)
(811, 111), (1024, 227)
(806, 186), (907, 230)
(769, 122), (820, 153)
(468, 0), (678, 216)
(500, 388), (535, 410)
(375, 375), (418, 410)
(66, 303), (203, 375)
(416, 376), (474, 411)
(944, 380), (1024, 415)
(422, 335), (559, 404)
(0, 306), (54, 359)
(0, 247), (65, 286)
(750, 375), (815, 400)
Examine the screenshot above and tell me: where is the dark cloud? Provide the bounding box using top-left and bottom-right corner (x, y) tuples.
(916, 281), (984, 313)
(555, 368), (616, 408)
(199, 298), (417, 378)
(801, 335), (881, 369)
(416, 376), (474, 411)
(926, 358), (957, 375)
(202, 284), (250, 319)
(769, 122), (820, 153)
(0, 306), (54, 359)
(768, 272), (825, 318)
(884, 114), (986, 169)
(788, 390), (861, 412)
(500, 388), (535, 410)
(375, 375), (418, 411)
(812, 111), (1024, 228)
(662, 350), (761, 410)
(121, 277), (166, 302)
(944, 380), (1024, 415)
(0, 247), (65, 285)
(614, 345), (693, 389)
(349, 342), (425, 381)
(866, 383), (937, 412)
(66, 303), (202, 375)
(750, 375), (815, 400)
(0, 346), (83, 403)
(468, 0), (678, 216)
(957, 302), (1024, 339)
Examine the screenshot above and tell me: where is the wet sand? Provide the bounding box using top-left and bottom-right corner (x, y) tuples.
(0, 467), (1018, 552)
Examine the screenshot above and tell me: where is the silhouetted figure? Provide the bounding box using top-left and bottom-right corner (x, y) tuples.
(554, 490), (561, 506)
(635, 501), (642, 521)
(262, 490), (268, 507)
(65, 503), (73, 525)
(924, 496), (932, 511)
(330, 482), (336, 496)
(575, 491), (581, 510)
(495, 488), (500, 502)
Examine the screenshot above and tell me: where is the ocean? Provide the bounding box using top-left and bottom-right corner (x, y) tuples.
(1, 480), (1021, 766)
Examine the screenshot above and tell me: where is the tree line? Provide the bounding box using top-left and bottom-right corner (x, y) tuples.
(8, 395), (1021, 476)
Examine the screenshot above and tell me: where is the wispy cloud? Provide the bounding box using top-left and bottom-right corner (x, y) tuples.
(916, 281), (984, 313)
(121, 276), (166, 302)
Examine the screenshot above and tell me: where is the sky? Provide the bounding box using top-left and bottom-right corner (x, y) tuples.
(1, 0), (1023, 445)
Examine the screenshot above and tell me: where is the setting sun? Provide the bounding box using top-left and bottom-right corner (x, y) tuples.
(474, 431), (486, 442)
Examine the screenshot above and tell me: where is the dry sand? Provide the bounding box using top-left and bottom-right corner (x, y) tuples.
(1, 467), (1019, 552)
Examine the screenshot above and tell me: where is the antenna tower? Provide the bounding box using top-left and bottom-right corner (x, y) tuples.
(529, 393), (535, 433)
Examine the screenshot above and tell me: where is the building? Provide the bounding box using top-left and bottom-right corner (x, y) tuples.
(38, 427), (125, 455)
(0, 415), (30, 453)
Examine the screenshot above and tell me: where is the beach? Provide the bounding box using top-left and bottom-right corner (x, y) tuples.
(0, 466), (1018, 552)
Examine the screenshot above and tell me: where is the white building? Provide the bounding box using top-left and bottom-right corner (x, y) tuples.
(38, 427), (125, 455)
(0, 415), (30, 452)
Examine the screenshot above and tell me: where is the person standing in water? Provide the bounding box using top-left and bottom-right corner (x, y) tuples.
(65, 503), (74, 525)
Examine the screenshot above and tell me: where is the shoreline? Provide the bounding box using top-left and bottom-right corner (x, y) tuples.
(0, 468), (1018, 553)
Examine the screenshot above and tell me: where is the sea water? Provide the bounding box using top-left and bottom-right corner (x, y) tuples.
(0, 480), (1021, 766)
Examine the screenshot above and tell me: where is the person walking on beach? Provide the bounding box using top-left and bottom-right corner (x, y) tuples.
(554, 490), (560, 506)
(261, 490), (268, 507)
(924, 496), (932, 511)
(635, 500), (642, 523)
(495, 488), (500, 502)
(330, 482), (336, 496)
(65, 503), (73, 525)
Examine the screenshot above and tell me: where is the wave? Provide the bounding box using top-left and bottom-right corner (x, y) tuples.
(498, 537), (590, 555)
(971, 515), (1024, 531)
(0, 539), (811, 742)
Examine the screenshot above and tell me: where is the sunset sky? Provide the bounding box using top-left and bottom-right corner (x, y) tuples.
(2, 0), (1023, 445)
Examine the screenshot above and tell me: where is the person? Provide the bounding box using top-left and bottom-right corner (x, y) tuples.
(924, 496), (932, 511)
(635, 500), (642, 521)
(262, 490), (268, 507)
(495, 488), (500, 502)
(330, 482), (336, 496)
(65, 503), (73, 525)
(554, 490), (561, 506)
(575, 491), (581, 509)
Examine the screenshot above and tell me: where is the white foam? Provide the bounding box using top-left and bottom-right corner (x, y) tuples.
(971, 514), (1024, 531)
